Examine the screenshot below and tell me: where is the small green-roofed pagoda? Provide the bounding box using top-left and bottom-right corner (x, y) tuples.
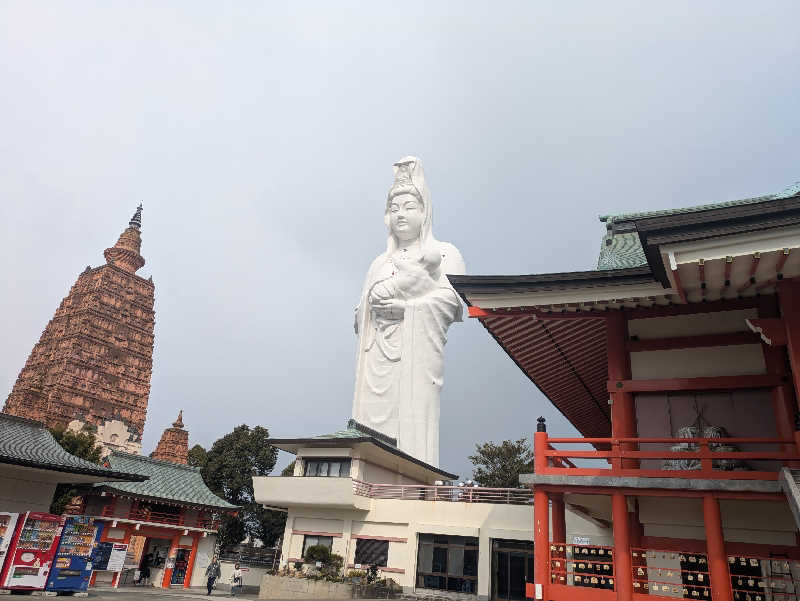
(95, 451), (237, 510)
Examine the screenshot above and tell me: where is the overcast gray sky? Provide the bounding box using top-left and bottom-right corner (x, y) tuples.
(1, 1), (798, 479)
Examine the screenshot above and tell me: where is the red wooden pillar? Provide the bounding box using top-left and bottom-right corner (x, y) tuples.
(162, 533), (181, 588)
(534, 489), (550, 600)
(759, 296), (798, 459)
(779, 280), (800, 411)
(703, 494), (732, 601)
(607, 312), (638, 468)
(183, 534), (200, 588)
(551, 493), (566, 545)
(612, 493), (633, 601)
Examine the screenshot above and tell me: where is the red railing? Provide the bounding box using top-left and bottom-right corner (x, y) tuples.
(535, 433), (796, 480)
(550, 543), (615, 591)
(95, 506), (220, 530)
(351, 480), (533, 504)
(729, 554), (800, 600)
(548, 546), (800, 600)
(630, 547), (711, 598)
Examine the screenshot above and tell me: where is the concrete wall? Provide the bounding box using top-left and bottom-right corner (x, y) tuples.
(219, 559), (269, 590)
(0, 471), (56, 513)
(277, 499), (610, 600)
(259, 573), (352, 599)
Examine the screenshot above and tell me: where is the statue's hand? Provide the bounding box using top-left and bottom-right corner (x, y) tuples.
(373, 298), (406, 321)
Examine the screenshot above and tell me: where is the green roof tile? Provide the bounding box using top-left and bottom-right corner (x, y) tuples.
(596, 181), (799, 271)
(0, 414), (146, 482)
(97, 452), (237, 510)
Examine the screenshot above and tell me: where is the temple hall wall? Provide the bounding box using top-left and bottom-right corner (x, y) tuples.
(630, 344), (765, 379)
(638, 497), (796, 547)
(627, 309), (757, 339)
(0, 469), (57, 513)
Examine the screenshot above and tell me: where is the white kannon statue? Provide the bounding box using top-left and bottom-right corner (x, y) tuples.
(352, 157), (465, 467)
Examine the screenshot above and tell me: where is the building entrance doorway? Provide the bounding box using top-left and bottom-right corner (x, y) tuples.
(170, 548), (191, 585)
(491, 539), (534, 601)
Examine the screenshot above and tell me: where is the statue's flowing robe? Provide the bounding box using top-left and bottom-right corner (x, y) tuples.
(352, 241), (465, 467)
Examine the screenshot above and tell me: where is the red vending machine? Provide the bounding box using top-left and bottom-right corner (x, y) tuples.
(0, 512), (65, 590)
(0, 513), (23, 578)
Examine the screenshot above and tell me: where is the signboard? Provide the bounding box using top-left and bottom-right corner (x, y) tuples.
(106, 544), (128, 572)
(92, 542), (129, 572)
(572, 536), (591, 545)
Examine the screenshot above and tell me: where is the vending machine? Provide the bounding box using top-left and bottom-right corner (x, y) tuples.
(0, 512), (64, 590)
(45, 516), (104, 592)
(0, 513), (22, 578)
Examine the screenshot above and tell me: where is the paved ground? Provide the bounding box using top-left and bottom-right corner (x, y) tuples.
(85, 587), (259, 600)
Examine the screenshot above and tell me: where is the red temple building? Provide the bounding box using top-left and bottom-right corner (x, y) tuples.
(451, 183), (800, 601)
(66, 413), (236, 589)
(3, 205), (155, 455)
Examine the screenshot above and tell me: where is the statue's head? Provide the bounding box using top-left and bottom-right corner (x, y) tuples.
(385, 157), (434, 249)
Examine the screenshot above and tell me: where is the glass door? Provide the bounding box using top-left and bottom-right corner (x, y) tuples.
(492, 540), (534, 601)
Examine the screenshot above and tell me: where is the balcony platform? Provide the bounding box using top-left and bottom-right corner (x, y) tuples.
(253, 476), (371, 510)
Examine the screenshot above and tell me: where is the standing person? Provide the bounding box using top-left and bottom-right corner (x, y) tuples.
(229, 563), (243, 597)
(139, 552), (152, 586)
(205, 555), (221, 596)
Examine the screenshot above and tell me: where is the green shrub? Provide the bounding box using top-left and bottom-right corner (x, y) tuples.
(303, 544), (331, 564)
(347, 569), (367, 580)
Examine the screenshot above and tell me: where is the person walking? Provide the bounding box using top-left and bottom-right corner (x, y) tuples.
(229, 563), (243, 597)
(205, 555), (221, 596)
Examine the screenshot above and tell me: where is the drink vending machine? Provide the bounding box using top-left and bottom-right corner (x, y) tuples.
(0, 512), (65, 590)
(45, 516), (105, 592)
(0, 513), (22, 578)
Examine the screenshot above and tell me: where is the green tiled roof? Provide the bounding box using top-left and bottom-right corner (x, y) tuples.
(97, 451), (237, 510)
(0, 414), (146, 481)
(313, 419), (397, 447)
(597, 231), (648, 270)
(598, 193), (776, 225)
(596, 181), (799, 271)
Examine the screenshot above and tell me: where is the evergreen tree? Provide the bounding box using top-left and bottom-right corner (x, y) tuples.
(469, 438), (534, 488)
(187, 443), (208, 468)
(48, 424), (103, 514)
(202, 425), (285, 548)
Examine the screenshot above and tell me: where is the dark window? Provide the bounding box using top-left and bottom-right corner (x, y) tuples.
(304, 459), (351, 478)
(354, 539), (389, 567)
(302, 535), (333, 557)
(416, 534), (478, 594)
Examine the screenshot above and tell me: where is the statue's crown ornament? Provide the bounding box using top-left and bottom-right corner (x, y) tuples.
(389, 158), (421, 201)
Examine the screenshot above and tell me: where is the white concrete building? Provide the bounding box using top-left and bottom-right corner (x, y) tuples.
(254, 420), (611, 601)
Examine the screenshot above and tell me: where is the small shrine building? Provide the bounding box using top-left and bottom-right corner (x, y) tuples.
(70, 415), (238, 589)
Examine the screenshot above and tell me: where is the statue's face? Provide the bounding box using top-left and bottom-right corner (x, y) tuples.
(388, 193), (424, 242)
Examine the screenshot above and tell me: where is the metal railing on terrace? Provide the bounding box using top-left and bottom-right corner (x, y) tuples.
(351, 479), (533, 504)
(535, 432), (798, 481)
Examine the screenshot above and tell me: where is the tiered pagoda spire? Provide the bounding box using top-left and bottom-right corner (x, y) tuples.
(103, 204), (145, 273)
(3, 205), (155, 456)
(151, 410), (190, 465)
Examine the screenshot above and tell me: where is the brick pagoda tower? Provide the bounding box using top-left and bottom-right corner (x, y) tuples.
(3, 205), (155, 455)
(150, 410), (189, 464)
